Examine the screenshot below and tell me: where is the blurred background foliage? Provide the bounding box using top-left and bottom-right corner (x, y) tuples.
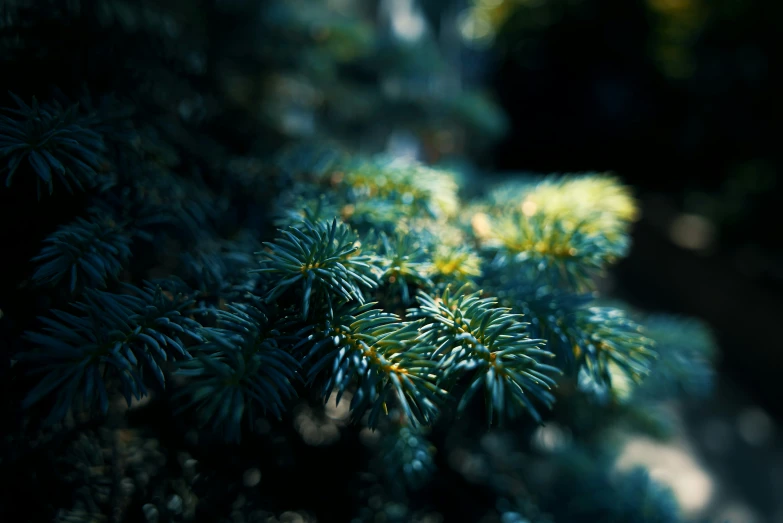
(479, 1), (783, 521)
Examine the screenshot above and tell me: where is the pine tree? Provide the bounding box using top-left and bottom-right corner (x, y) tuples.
(0, 1), (718, 522)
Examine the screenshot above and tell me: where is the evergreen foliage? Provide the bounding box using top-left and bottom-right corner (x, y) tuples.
(0, 94), (108, 198)
(0, 0), (720, 522)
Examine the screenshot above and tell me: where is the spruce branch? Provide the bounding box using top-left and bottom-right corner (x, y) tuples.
(488, 277), (594, 371)
(31, 210), (134, 293)
(17, 280), (202, 423)
(174, 302), (300, 442)
(636, 315), (716, 400)
(481, 210), (623, 292)
(577, 307), (657, 392)
(297, 301), (445, 428)
(483, 265), (657, 394)
(253, 219), (380, 318)
(477, 174), (638, 291)
(411, 285), (560, 424)
(430, 244), (483, 284)
(273, 192), (341, 230)
(487, 173), (638, 244)
(367, 230), (434, 304)
(178, 232), (262, 307)
(0, 93), (108, 198)
(339, 157), (459, 221)
(341, 197), (412, 235)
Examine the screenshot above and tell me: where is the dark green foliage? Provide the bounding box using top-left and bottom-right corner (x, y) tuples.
(18, 280), (201, 423)
(577, 307), (657, 390)
(299, 300), (444, 428)
(31, 209), (134, 293)
(54, 431), (114, 517)
(378, 424), (435, 491)
(636, 315), (717, 400)
(536, 449), (680, 523)
(481, 260), (657, 390)
(178, 233), (262, 306)
(487, 276), (594, 370)
(106, 161), (221, 240)
(253, 219), (379, 318)
(369, 230), (434, 304)
(486, 210), (624, 292)
(0, 93), (107, 198)
(273, 193), (342, 230)
(175, 302), (300, 442)
(412, 284), (560, 424)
